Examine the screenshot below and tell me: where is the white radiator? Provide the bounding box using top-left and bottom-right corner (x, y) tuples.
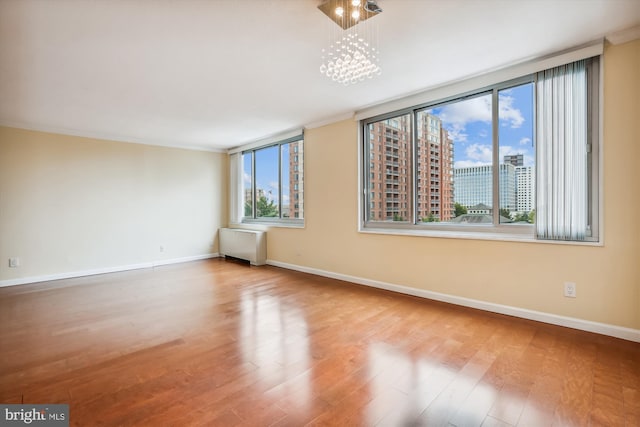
(218, 228), (266, 266)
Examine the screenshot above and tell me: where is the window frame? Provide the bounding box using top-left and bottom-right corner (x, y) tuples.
(242, 135), (304, 227)
(359, 61), (600, 243)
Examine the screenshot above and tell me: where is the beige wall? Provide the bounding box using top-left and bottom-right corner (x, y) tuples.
(265, 40), (640, 330)
(0, 127), (227, 282)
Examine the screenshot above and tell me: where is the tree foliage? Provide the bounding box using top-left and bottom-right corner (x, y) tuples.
(245, 195), (278, 218)
(513, 210), (535, 223)
(256, 195), (278, 217)
(423, 213), (439, 222)
(454, 203), (467, 217)
(499, 208), (512, 219)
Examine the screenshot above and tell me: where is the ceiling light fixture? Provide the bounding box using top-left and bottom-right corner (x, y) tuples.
(364, 0), (382, 13)
(318, 0), (383, 85)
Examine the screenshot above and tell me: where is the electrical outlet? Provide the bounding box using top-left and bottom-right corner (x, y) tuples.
(564, 282), (577, 298)
(8, 257), (20, 268)
(159, 245), (164, 253)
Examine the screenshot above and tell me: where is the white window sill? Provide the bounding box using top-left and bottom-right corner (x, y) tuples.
(359, 224), (602, 246)
(234, 219), (305, 229)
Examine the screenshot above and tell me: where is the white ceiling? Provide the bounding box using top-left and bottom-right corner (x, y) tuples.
(0, 0), (638, 151)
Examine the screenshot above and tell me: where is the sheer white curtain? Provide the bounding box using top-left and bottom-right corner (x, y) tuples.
(535, 60), (588, 240)
(228, 152), (244, 224)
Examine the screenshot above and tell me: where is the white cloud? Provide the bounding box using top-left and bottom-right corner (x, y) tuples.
(433, 94), (524, 142)
(519, 137), (532, 146)
(447, 127), (468, 143)
(465, 143), (492, 163)
(438, 96), (492, 125)
(243, 172), (251, 184)
(498, 95), (524, 128)
(436, 96), (491, 142)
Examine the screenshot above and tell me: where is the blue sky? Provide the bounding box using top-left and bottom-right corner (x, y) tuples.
(431, 82), (534, 168)
(244, 144), (289, 206)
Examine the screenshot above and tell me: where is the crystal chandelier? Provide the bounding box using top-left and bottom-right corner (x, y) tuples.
(318, 0), (383, 85)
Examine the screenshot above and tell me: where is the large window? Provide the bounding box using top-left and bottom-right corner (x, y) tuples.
(242, 136), (304, 223)
(362, 57), (599, 242)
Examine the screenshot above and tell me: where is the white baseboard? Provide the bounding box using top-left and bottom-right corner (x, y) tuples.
(0, 253), (219, 288)
(266, 259), (640, 343)
(152, 253), (219, 267)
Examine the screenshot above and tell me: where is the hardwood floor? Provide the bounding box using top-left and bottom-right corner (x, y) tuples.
(1, 259), (638, 426)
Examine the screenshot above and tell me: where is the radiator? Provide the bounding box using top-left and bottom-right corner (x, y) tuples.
(218, 228), (266, 266)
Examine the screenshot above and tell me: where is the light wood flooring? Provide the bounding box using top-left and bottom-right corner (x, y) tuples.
(1, 259), (638, 426)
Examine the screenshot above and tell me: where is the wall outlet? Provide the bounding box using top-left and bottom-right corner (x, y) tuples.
(564, 282), (577, 298)
(8, 257), (20, 268)
(159, 245), (165, 253)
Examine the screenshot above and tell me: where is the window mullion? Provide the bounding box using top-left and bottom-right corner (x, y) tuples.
(251, 151), (256, 218)
(492, 88), (500, 224)
(362, 124), (370, 223)
(412, 111), (418, 225)
(278, 143), (283, 219)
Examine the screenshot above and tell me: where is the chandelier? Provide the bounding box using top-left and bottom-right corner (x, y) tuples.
(318, 0), (383, 85)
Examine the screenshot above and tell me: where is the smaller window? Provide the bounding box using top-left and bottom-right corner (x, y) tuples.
(242, 136), (304, 223)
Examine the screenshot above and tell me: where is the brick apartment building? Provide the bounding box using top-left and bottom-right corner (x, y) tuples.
(367, 113), (454, 222)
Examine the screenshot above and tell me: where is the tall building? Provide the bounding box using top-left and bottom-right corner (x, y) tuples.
(367, 113), (454, 222)
(454, 164), (516, 211)
(503, 153), (535, 214)
(416, 113), (455, 221)
(515, 165), (534, 213)
(368, 116), (411, 221)
(289, 140), (304, 218)
(504, 154), (524, 167)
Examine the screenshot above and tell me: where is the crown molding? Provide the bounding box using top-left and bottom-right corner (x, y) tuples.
(0, 120), (226, 153)
(606, 25), (640, 45)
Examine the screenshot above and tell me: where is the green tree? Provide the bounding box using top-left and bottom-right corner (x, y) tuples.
(454, 202), (467, 217)
(499, 208), (511, 219)
(513, 211), (535, 223)
(244, 200), (252, 217)
(393, 214), (404, 221)
(423, 213), (439, 222)
(513, 211), (528, 222)
(256, 195), (278, 217)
